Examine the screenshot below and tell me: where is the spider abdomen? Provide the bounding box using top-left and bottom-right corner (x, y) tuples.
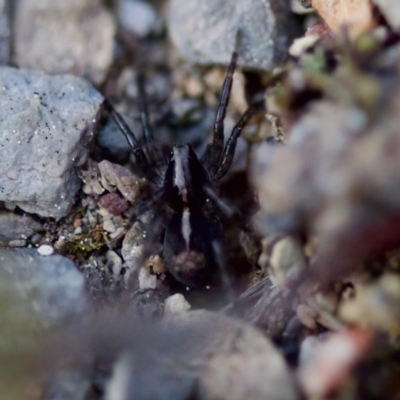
(163, 209), (221, 287)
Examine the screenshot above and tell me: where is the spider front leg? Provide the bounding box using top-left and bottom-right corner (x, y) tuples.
(213, 106), (257, 182)
(201, 51), (238, 177)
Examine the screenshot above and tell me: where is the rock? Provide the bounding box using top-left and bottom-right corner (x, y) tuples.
(98, 193), (129, 215)
(339, 273), (400, 338)
(8, 239), (26, 247)
(312, 0), (376, 38)
(0, 211), (43, 242)
(0, 0), (10, 65)
(373, 0), (400, 33)
(167, 0), (301, 70)
(105, 310), (299, 400)
(269, 236), (307, 289)
(138, 266), (157, 290)
(13, 0), (116, 85)
(164, 293), (191, 315)
(117, 0), (161, 37)
(0, 247), (87, 323)
(106, 249), (123, 276)
(37, 244), (54, 256)
(0, 67), (103, 218)
(98, 160), (148, 204)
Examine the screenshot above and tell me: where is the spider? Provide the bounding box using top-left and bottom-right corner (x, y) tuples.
(104, 51), (257, 288)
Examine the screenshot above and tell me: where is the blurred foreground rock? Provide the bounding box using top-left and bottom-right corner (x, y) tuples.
(254, 41), (400, 286)
(0, 67), (103, 218)
(106, 310), (299, 400)
(0, 247), (87, 324)
(168, 0), (300, 70)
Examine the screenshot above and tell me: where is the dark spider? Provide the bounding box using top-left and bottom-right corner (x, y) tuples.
(104, 51), (257, 289)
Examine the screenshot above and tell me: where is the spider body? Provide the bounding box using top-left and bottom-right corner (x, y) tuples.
(104, 51), (255, 288)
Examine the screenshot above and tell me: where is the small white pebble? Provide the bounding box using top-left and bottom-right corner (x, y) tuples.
(103, 218), (116, 233)
(164, 294), (191, 315)
(98, 207), (110, 217)
(138, 267), (157, 290)
(74, 226), (83, 235)
(38, 244), (54, 256)
(8, 239), (26, 248)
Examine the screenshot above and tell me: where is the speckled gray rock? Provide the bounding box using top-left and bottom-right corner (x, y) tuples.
(0, 247), (87, 324)
(0, 67), (103, 217)
(13, 0), (116, 85)
(0, 211), (42, 242)
(168, 0), (300, 70)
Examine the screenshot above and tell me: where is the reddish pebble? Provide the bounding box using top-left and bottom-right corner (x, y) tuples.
(98, 192), (129, 215)
(73, 218), (82, 228)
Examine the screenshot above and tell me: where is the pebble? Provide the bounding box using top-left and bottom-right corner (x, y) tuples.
(103, 218), (117, 233)
(74, 227), (83, 235)
(8, 239), (26, 248)
(98, 160), (147, 204)
(38, 244), (54, 256)
(312, 0), (375, 38)
(164, 294), (191, 315)
(98, 192), (129, 215)
(106, 250), (123, 276)
(117, 0), (161, 37)
(98, 207), (110, 217)
(138, 266), (157, 290)
(269, 236), (307, 289)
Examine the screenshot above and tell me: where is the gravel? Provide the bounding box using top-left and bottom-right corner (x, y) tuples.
(0, 67), (103, 218)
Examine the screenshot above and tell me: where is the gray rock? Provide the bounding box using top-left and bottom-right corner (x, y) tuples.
(13, 0), (116, 85)
(0, 211), (43, 242)
(167, 0), (301, 70)
(0, 0), (10, 65)
(0, 247), (87, 324)
(373, 0), (400, 32)
(0, 67), (103, 218)
(117, 0), (162, 37)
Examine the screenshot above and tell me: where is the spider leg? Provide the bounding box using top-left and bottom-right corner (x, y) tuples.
(103, 99), (158, 183)
(203, 185), (237, 218)
(211, 239), (235, 302)
(213, 106), (256, 182)
(136, 73), (160, 164)
(201, 51), (238, 176)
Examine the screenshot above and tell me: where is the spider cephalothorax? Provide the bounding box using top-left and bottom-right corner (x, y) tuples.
(104, 51), (255, 288)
